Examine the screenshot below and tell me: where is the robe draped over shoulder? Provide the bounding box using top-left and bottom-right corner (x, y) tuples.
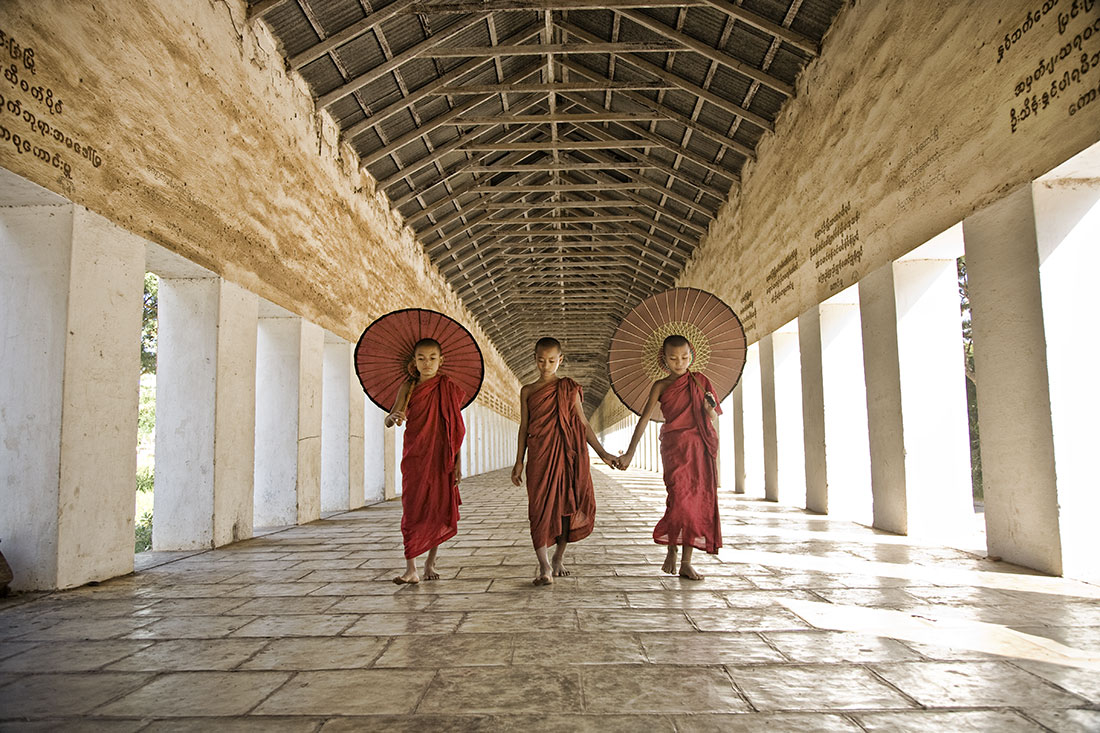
(656, 371), (722, 554)
(399, 374), (466, 559)
(524, 377), (596, 547)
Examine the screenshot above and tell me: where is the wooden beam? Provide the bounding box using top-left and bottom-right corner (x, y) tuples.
(423, 42), (686, 58)
(462, 161), (655, 173)
(556, 20), (773, 132)
(316, 13), (488, 109)
(438, 80), (672, 94)
(288, 0), (420, 69)
(247, 0), (285, 19)
(558, 57), (756, 158)
(617, 9), (794, 97)
(485, 215), (638, 224)
(481, 200), (640, 209)
(405, 0), (707, 10)
(560, 92), (740, 182)
(455, 111), (665, 125)
(460, 139), (652, 152)
(341, 27), (543, 139)
(699, 0), (819, 55)
(470, 182), (642, 193)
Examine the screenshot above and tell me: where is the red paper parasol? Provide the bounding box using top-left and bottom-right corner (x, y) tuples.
(355, 308), (484, 412)
(608, 288), (747, 421)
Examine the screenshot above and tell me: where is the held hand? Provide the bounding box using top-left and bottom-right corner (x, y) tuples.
(615, 452), (633, 470)
(599, 451), (616, 467)
(386, 409), (406, 427)
(704, 392), (717, 410)
(454, 465), (462, 486)
(511, 462), (523, 487)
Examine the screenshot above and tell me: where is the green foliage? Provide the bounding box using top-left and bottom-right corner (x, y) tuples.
(136, 465), (154, 494)
(134, 510), (153, 553)
(957, 257), (983, 504)
(137, 376), (156, 443)
(141, 273), (158, 375)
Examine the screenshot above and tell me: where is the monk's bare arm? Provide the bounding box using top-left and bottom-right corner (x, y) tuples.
(511, 384), (532, 486)
(384, 381), (413, 427)
(572, 393), (614, 465)
(617, 381), (666, 469)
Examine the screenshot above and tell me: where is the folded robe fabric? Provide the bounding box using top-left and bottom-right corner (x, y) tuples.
(524, 377), (596, 547)
(656, 371), (722, 554)
(399, 373), (466, 559)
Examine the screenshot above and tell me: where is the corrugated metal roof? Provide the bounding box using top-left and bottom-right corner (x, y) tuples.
(250, 0), (845, 407)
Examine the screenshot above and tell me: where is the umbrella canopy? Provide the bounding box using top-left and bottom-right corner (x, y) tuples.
(355, 308), (484, 413)
(608, 288), (747, 421)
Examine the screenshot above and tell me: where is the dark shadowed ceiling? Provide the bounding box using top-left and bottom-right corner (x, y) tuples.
(250, 0), (843, 409)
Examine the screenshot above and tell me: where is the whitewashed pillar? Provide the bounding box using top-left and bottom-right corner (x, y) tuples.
(321, 336), (353, 513)
(860, 251), (971, 537)
(730, 384), (746, 494)
(760, 325), (805, 505)
(254, 311), (324, 526)
(964, 179), (1100, 579)
(154, 274), (258, 549)
(364, 400), (386, 503)
(1, 203), (144, 590)
(799, 293), (872, 521)
(738, 343), (764, 497)
(348, 351), (366, 510)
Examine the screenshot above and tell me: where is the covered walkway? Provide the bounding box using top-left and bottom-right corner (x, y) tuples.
(2, 465), (1098, 730)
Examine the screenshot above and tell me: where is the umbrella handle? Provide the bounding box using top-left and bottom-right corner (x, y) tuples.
(398, 377), (415, 414)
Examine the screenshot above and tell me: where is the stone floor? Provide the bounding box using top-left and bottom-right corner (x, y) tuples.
(1, 466), (1099, 731)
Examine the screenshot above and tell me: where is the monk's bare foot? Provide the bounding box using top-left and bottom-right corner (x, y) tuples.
(552, 563), (571, 577)
(678, 564), (704, 581)
(393, 571), (419, 585)
(533, 565), (554, 585)
(661, 547), (678, 575)
(423, 567), (440, 581)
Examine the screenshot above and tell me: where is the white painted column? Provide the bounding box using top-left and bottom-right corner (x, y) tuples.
(461, 406), (472, 478)
(774, 321), (805, 506)
(730, 384), (746, 494)
(759, 334), (779, 502)
(964, 179), (1100, 579)
(739, 343), (764, 497)
(799, 291), (872, 522)
(718, 393), (734, 489)
(364, 401), (386, 503)
(254, 310), (324, 526)
(860, 243), (972, 537)
(153, 272), (258, 550)
(1, 201), (144, 590)
(321, 336), (352, 513)
(348, 351), (366, 510)
(1034, 177), (1100, 582)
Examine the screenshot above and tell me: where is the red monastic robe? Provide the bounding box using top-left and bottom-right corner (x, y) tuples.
(399, 374), (466, 559)
(656, 371), (722, 553)
(525, 378), (597, 547)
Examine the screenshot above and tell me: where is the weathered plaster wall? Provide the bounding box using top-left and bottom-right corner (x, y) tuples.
(0, 0), (520, 407)
(680, 0), (1100, 342)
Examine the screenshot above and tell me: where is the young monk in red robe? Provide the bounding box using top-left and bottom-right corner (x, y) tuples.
(615, 335), (721, 580)
(511, 337), (616, 585)
(385, 338), (466, 584)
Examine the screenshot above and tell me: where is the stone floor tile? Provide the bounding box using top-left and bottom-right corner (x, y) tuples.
(809, 588), (921, 608)
(577, 609), (694, 632)
(16, 617), (155, 641)
(418, 667), (583, 714)
(0, 641), (37, 662)
(325, 594), (437, 613)
(424, 592), (534, 612)
(870, 661), (1089, 708)
(240, 637), (389, 670)
(230, 614), (360, 637)
(254, 669), (434, 715)
(728, 664), (916, 711)
(0, 720), (147, 732)
(317, 714), (493, 732)
(140, 717), (323, 732)
(133, 584), (250, 599)
(1003, 660), (1100, 703)
(762, 630), (922, 663)
(228, 583), (327, 597)
(717, 590), (823, 607)
(224, 596), (340, 615)
(343, 612), (465, 635)
(854, 710), (1045, 732)
(0, 672), (151, 717)
(581, 665), (750, 713)
(1023, 709), (1100, 733)
(686, 607), (810, 632)
(0, 640), (152, 672)
(96, 671), (289, 717)
(511, 632), (646, 665)
(106, 639), (268, 671)
(625, 591), (730, 609)
(671, 712), (862, 732)
(458, 610), (580, 633)
(373, 632), (513, 668)
(640, 632), (785, 665)
(130, 614), (258, 639)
